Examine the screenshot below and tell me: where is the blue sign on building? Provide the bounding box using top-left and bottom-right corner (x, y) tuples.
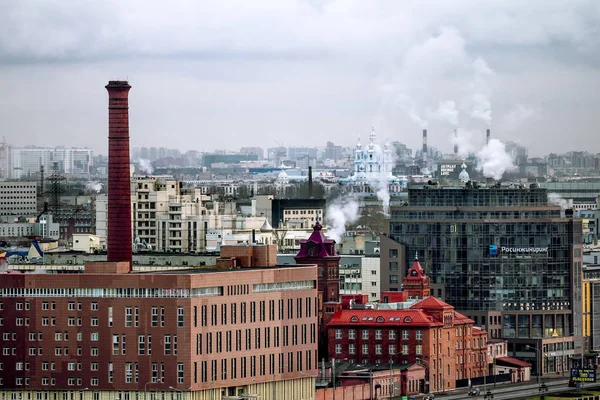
(489, 244), (500, 256)
(571, 368), (596, 382)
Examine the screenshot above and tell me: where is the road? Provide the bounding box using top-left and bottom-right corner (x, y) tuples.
(426, 379), (599, 400)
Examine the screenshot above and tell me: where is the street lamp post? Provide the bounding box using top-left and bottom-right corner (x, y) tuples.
(144, 381), (153, 400)
(526, 345), (542, 385)
(415, 358), (430, 394)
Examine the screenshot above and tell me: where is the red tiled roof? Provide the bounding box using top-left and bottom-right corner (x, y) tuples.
(496, 356), (531, 368)
(455, 312), (475, 324)
(410, 296), (454, 310)
(327, 309), (443, 328)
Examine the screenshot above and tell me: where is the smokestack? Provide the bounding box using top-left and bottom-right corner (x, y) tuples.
(453, 129), (458, 156)
(105, 81), (133, 269)
(422, 129), (428, 163)
(308, 166), (313, 198)
(486, 128), (491, 145)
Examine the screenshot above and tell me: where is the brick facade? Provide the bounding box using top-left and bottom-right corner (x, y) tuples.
(0, 259), (318, 399)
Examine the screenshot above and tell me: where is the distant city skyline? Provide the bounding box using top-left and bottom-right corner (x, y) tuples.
(1, 1), (599, 157)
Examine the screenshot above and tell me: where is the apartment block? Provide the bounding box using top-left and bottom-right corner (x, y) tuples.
(0, 182), (37, 217)
(0, 246), (318, 400)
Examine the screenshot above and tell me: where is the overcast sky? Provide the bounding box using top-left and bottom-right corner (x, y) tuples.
(1, 0), (599, 156)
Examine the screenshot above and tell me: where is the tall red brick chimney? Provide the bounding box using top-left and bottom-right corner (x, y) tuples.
(105, 81), (132, 269)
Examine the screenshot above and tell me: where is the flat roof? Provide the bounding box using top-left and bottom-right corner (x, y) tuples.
(131, 264), (315, 275)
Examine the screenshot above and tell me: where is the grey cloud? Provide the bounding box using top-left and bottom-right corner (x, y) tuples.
(1, 1), (600, 156)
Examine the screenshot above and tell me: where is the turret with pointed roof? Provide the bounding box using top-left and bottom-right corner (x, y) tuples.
(295, 221), (341, 360)
(402, 252), (431, 300)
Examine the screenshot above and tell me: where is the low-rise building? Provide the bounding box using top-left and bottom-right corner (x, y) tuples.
(326, 256), (488, 393)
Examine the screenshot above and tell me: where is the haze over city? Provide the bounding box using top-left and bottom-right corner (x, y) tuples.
(1, 0), (600, 156)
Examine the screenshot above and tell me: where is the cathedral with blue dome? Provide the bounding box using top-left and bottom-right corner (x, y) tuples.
(340, 127), (407, 193)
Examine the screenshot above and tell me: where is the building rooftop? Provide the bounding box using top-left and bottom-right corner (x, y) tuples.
(132, 264), (314, 275)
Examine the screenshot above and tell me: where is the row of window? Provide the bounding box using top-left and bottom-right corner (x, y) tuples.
(335, 328), (423, 340)
(0, 389), (184, 400)
(0, 280), (313, 299)
(196, 323), (316, 355)
(336, 343), (423, 356)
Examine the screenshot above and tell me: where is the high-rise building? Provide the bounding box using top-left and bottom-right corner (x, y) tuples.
(388, 183), (583, 377)
(0, 181), (37, 217)
(8, 147), (93, 178)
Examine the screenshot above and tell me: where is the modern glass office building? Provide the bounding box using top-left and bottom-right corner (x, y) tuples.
(389, 183), (584, 376)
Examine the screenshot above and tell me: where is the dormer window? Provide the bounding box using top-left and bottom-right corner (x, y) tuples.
(350, 316), (358, 323)
(404, 317), (412, 323)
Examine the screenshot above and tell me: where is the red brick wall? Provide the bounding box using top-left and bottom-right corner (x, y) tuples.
(316, 384), (371, 400)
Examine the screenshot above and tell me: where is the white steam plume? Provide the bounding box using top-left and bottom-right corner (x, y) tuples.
(430, 100), (459, 127)
(548, 193), (569, 210)
(476, 138), (515, 180)
(85, 181), (102, 193)
(370, 143), (391, 216)
(395, 94), (428, 129)
(326, 197), (360, 242)
(138, 159), (153, 175)
(467, 57), (496, 126)
(452, 128), (477, 157)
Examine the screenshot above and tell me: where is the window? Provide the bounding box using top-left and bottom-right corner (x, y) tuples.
(126, 362), (133, 383)
(91, 332), (99, 341)
(362, 344), (369, 354)
(416, 344), (423, 355)
(335, 329), (342, 340)
(113, 334), (119, 355)
(164, 335), (171, 355)
(375, 344), (382, 355)
(177, 363), (184, 383)
(125, 307), (132, 327)
(138, 335), (145, 355)
(348, 329), (356, 340)
(68, 302), (75, 311)
(91, 302), (98, 311)
(402, 330), (409, 340)
(362, 330), (369, 340)
(91, 362), (98, 371)
(375, 330), (382, 340)
(389, 330), (396, 340)
(335, 344), (342, 354)
(416, 330), (422, 340)
(177, 307), (184, 327)
(389, 344), (396, 355)
(151, 307), (158, 327)
(91, 347), (98, 356)
(91, 317), (98, 326)
(91, 377), (98, 386)
(402, 345), (408, 355)
(349, 344), (355, 354)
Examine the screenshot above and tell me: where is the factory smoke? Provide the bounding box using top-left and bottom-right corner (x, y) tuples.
(371, 143), (391, 216)
(467, 57), (495, 126)
(452, 128), (477, 157)
(85, 181), (102, 193)
(476, 138), (515, 180)
(431, 100), (459, 127)
(138, 159), (153, 175)
(548, 193), (569, 210)
(326, 197), (360, 242)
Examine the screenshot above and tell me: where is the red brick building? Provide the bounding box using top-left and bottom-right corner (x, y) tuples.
(295, 222), (342, 359)
(0, 244), (318, 400)
(326, 256), (488, 393)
